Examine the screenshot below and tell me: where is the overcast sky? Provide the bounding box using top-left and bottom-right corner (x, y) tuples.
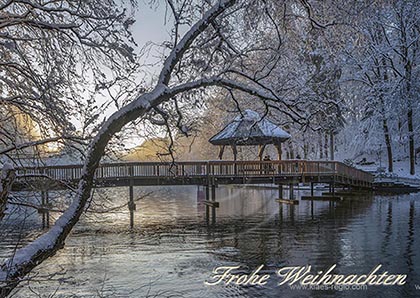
(131, 3), (172, 78)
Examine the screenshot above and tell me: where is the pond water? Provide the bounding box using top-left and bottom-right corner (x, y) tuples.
(0, 185), (419, 297)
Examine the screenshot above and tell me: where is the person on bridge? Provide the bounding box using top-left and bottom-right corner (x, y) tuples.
(263, 155), (272, 174)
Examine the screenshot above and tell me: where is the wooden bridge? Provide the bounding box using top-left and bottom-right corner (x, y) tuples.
(13, 160), (373, 190)
(12, 160), (373, 227)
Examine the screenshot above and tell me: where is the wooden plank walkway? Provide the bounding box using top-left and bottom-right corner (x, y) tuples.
(12, 160), (373, 191)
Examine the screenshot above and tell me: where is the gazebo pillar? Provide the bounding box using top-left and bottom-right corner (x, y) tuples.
(231, 144), (238, 161)
(218, 145), (225, 160)
(258, 144), (266, 161)
(275, 143), (282, 160)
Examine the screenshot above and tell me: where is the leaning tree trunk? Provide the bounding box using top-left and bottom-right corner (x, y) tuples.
(0, 165), (15, 220)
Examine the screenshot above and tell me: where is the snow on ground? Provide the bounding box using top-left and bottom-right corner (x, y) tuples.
(357, 159), (420, 178)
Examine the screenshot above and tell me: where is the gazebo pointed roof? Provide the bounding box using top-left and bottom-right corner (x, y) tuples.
(209, 110), (291, 146)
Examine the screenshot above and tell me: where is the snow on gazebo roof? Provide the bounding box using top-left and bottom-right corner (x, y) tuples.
(209, 109), (291, 146)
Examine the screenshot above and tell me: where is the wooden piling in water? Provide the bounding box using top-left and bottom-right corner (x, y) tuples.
(46, 191), (50, 228)
(211, 184), (216, 224)
(278, 185), (283, 199)
(205, 185), (210, 225)
(129, 184), (135, 229)
(41, 191), (45, 228)
(40, 190), (50, 228)
(128, 165), (135, 229)
(289, 184), (294, 200)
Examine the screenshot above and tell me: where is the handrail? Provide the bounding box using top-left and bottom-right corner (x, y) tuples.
(15, 160), (373, 184)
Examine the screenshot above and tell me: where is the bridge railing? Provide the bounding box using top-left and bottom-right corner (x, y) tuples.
(16, 160), (373, 184)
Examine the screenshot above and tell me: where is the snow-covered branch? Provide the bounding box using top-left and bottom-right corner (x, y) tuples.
(157, 0), (236, 86)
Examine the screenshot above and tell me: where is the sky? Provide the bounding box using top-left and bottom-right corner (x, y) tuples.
(133, 2), (168, 44)
(88, 3), (173, 149)
(131, 2), (172, 78)
(101, 2), (195, 149)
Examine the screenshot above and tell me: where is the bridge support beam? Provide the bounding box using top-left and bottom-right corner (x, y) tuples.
(310, 182), (314, 218)
(205, 185), (210, 225)
(211, 184), (216, 224)
(128, 184), (135, 229)
(205, 184), (218, 225)
(278, 185), (283, 199)
(289, 184), (294, 200)
(277, 184), (299, 205)
(40, 190), (50, 228)
(331, 180), (336, 197)
(128, 165), (136, 229)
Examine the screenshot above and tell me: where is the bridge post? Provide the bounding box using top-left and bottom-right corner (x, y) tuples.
(310, 182), (314, 218)
(311, 182), (314, 197)
(278, 185), (283, 199)
(40, 190), (50, 228)
(279, 201), (283, 221)
(128, 165), (136, 229)
(211, 184), (216, 224)
(289, 184), (294, 200)
(129, 184), (135, 229)
(41, 191), (45, 228)
(311, 200), (314, 219)
(205, 185), (210, 225)
(46, 191), (50, 228)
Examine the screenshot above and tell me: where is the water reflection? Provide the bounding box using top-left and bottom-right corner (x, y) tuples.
(0, 186), (419, 298)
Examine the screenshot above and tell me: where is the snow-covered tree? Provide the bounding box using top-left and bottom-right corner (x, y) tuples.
(0, 0), (141, 222)
(0, 0), (139, 158)
(346, 0), (420, 174)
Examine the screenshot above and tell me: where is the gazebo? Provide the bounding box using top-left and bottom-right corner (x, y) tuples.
(209, 109), (291, 160)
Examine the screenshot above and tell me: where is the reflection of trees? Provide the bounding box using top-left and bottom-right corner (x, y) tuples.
(404, 201), (415, 272)
(205, 196), (374, 266)
(204, 194), (419, 297)
(380, 201), (393, 257)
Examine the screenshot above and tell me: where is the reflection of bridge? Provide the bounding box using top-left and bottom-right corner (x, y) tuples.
(12, 160), (373, 228)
